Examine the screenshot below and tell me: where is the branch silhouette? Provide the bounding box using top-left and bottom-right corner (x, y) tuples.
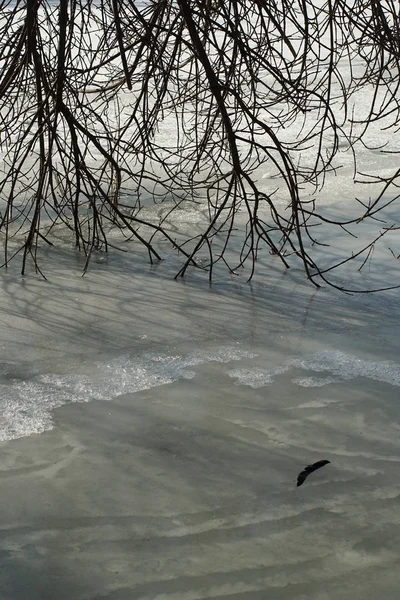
(0, 0), (399, 289)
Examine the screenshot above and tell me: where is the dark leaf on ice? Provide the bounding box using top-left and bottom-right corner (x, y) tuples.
(296, 470), (309, 487)
(304, 459), (330, 473)
(297, 460), (330, 487)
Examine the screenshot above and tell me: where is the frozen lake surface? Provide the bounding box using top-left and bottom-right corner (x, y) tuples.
(1, 2), (400, 597)
(0, 232), (399, 599)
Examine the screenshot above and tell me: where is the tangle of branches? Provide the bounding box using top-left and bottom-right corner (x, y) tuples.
(0, 0), (400, 290)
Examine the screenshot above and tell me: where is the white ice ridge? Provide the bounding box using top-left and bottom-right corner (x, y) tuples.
(0, 346), (256, 442)
(229, 350), (400, 389)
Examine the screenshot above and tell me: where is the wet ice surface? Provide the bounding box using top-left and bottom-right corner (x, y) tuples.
(0, 237), (399, 599)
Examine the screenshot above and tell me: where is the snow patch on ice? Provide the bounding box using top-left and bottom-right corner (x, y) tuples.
(0, 346), (256, 442)
(228, 366), (286, 388)
(289, 351), (400, 387)
(293, 376), (339, 387)
(229, 350), (400, 389)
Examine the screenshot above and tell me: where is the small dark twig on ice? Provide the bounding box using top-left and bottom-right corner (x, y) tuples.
(297, 459), (330, 487)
